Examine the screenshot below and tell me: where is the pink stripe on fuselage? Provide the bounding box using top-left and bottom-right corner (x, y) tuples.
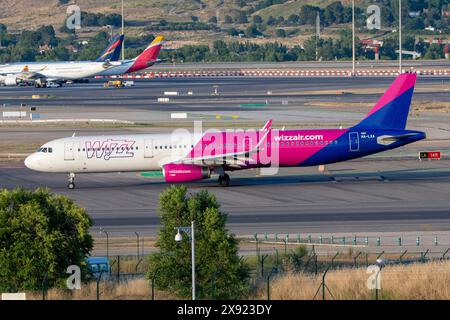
(187, 129), (347, 168)
(365, 73), (416, 118)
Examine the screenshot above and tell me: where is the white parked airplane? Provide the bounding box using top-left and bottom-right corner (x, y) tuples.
(0, 35), (124, 88)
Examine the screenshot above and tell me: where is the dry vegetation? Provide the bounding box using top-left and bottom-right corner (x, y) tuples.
(27, 279), (174, 300)
(260, 260), (450, 300)
(24, 260), (450, 300)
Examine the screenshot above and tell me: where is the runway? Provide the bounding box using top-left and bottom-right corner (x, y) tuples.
(2, 159), (450, 236)
(1, 77), (449, 110)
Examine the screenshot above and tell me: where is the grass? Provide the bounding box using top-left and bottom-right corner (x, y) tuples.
(257, 260), (450, 300)
(27, 279), (174, 300)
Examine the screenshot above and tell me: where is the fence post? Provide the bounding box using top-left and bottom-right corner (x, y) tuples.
(331, 252), (339, 268)
(399, 250), (408, 262)
(135, 258), (143, 274)
(41, 273), (48, 300)
(285, 234), (289, 254)
(96, 271), (103, 301)
(266, 267), (278, 300)
(313, 266), (333, 300)
(273, 248), (279, 267)
(135, 232), (140, 258)
(151, 269), (159, 300)
(421, 249), (429, 263)
(117, 255), (120, 282)
(353, 252), (362, 268)
(442, 248), (450, 260)
(261, 254), (268, 278)
(314, 254), (318, 275)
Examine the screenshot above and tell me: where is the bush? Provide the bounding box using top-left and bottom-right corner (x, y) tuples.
(0, 188), (93, 292)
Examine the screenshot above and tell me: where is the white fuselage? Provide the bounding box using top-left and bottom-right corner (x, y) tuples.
(0, 61), (111, 81)
(96, 60), (134, 76)
(25, 133), (201, 173)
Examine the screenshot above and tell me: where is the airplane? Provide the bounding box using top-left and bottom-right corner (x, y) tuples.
(0, 34), (124, 88)
(95, 35), (165, 77)
(24, 73), (426, 189)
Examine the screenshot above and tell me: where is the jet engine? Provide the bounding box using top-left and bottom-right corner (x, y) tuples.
(3, 76), (19, 86)
(162, 163), (210, 183)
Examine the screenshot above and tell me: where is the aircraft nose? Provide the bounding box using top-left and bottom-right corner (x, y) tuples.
(24, 153), (42, 171)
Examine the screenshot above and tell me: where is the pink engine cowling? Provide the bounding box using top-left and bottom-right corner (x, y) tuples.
(163, 164), (211, 183)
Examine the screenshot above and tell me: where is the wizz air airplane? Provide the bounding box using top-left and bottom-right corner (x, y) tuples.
(25, 74), (425, 189)
(96, 35), (165, 77)
(0, 34), (124, 88)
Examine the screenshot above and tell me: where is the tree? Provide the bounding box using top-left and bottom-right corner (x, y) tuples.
(208, 16), (218, 24)
(266, 15), (276, 26)
(276, 29), (286, 37)
(147, 186), (249, 299)
(235, 11), (249, 24)
(287, 14), (300, 25)
(245, 24), (261, 38)
(0, 188), (93, 292)
(224, 15), (233, 24)
(253, 15), (263, 24)
(227, 27), (239, 36)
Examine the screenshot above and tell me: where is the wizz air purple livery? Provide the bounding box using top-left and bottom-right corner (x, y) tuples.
(25, 73), (425, 189)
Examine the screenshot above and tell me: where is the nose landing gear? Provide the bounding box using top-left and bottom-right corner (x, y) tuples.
(218, 173), (230, 187)
(68, 173), (75, 190)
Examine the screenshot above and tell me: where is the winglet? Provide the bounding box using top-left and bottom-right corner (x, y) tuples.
(261, 119), (272, 131)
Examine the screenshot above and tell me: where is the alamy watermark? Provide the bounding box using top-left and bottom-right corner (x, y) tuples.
(66, 5), (81, 30)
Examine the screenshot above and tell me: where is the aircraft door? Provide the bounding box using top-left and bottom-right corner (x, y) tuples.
(64, 142), (75, 160)
(144, 139), (154, 158)
(349, 132), (359, 152)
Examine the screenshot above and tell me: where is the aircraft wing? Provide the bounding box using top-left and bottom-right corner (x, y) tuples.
(177, 120), (272, 168)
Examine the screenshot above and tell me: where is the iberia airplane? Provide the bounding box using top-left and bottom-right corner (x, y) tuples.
(25, 74), (425, 189)
(96, 35), (165, 77)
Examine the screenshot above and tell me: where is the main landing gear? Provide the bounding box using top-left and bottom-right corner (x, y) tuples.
(68, 173), (75, 190)
(218, 173), (230, 187)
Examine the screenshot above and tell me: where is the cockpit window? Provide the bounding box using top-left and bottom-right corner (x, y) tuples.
(37, 147), (52, 153)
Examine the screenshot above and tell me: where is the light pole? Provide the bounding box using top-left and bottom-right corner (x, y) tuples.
(352, 0), (356, 75)
(398, 0), (402, 74)
(121, 0), (125, 61)
(100, 228), (109, 259)
(175, 221), (196, 300)
(134, 232), (140, 258)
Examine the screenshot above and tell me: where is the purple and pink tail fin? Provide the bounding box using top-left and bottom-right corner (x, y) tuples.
(354, 73), (417, 130)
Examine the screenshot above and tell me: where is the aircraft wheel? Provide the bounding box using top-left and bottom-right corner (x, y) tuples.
(68, 182), (75, 190)
(218, 173), (230, 187)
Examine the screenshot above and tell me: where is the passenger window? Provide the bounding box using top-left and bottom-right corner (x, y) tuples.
(48, 148), (53, 153)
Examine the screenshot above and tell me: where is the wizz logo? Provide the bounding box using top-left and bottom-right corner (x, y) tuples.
(85, 139), (136, 160)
